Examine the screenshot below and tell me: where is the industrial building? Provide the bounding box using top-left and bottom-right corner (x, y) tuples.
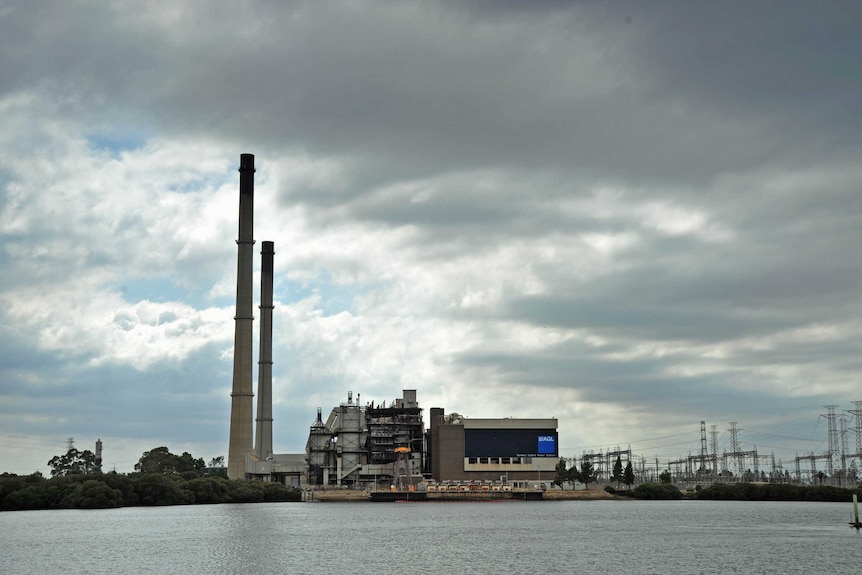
(306, 390), (425, 488)
(302, 390), (560, 488)
(428, 408), (559, 483)
(225, 154), (559, 487)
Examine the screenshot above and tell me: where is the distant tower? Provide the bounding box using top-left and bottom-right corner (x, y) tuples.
(228, 153), (256, 480)
(823, 405), (839, 476)
(850, 401), (862, 460)
(729, 422), (742, 476)
(710, 425), (719, 476)
(95, 439), (103, 468)
(254, 241), (275, 460)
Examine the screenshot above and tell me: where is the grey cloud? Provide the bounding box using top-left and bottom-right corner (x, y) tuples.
(505, 238), (862, 344)
(0, 338), (232, 445)
(454, 343), (749, 416)
(622, 2), (862, 137)
(3, 1), (798, 188)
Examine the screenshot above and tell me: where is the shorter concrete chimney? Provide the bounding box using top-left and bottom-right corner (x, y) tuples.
(254, 241), (275, 460)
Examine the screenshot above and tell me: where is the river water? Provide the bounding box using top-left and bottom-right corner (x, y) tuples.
(1, 500), (859, 574)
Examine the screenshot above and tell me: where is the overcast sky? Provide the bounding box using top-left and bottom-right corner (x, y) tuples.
(2, 1), (861, 476)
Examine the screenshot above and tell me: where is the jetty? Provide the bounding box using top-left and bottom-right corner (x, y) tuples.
(370, 489), (544, 502)
(304, 483), (615, 502)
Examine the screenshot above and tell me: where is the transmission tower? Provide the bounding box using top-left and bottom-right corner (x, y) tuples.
(849, 401), (862, 459)
(759, 451), (776, 480)
(795, 452), (829, 483)
(699, 421), (708, 465)
(724, 422), (759, 480)
(729, 422), (743, 476)
(710, 425), (720, 478)
(821, 405), (839, 476)
(840, 416), (849, 475)
(65, 437), (75, 451)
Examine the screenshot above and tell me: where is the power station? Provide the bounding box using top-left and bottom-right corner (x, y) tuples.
(224, 154), (558, 487)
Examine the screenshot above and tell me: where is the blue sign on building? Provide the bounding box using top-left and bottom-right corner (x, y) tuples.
(537, 435), (556, 455)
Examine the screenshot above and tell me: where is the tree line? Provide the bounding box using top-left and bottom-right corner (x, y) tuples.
(695, 481), (860, 502)
(554, 455), (635, 490)
(0, 446), (300, 511)
(552, 456), (861, 501)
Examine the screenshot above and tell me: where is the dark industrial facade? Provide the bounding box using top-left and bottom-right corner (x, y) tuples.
(429, 408), (558, 483)
(302, 392), (559, 487)
(306, 390), (425, 487)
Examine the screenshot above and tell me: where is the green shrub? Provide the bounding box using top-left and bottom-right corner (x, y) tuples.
(100, 472), (138, 506)
(231, 481), (265, 503)
(631, 482), (682, 500)
(1, 471), (304, 510)
(63, 480), (124, 509)
(697, 482), (860, 502)
(133, 473), (194, 505)
(186, 477), (232, 504)
(263, 482), (301, 502)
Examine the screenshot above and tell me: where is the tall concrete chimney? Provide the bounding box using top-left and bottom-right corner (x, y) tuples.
(254, 240), (274, 460)
(228, 153), (255, 480)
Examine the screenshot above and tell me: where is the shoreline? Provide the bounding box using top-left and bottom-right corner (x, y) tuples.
(308, 488), (620, 502)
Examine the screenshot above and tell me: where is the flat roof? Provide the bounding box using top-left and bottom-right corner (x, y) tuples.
(461, 418), (557, 429)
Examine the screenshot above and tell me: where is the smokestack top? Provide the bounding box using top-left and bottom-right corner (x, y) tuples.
(261, 241), (274, 278)
(239, 153), (255, 171)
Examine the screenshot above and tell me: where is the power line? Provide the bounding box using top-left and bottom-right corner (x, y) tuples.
(742, 429), (819, 443)
(566, 430), (696, 452)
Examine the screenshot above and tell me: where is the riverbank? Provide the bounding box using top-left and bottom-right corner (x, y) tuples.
(308, 487), (619, 502)
(543, 488), (618, 500)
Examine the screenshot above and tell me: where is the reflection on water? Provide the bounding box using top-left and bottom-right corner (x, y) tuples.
(1, 500), (859, 574)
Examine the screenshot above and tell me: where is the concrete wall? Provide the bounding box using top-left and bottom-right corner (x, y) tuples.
(436, 423), (467, 480)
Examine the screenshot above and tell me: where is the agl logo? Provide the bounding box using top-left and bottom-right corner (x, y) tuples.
(537, 435), (556, 454)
